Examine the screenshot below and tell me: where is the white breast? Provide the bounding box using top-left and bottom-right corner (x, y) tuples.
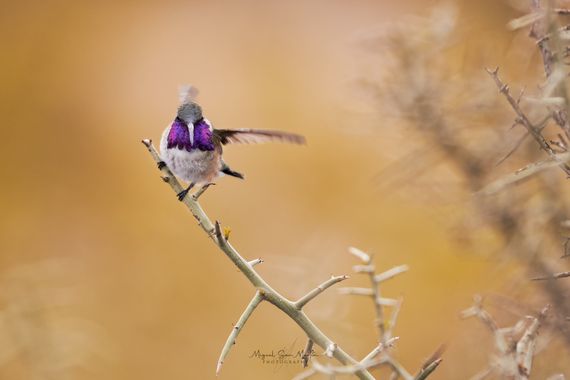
(159, 124), (219, 184)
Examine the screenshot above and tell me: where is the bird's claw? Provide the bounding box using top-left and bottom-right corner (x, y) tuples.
(157, 161), (167, 170)
(177, 183), (195, 202)
(177, 189), (190, 201)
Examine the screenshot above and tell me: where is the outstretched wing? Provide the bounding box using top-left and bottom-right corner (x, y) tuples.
(214, 129), (306, 145)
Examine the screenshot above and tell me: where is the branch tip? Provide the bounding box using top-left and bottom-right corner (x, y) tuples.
(485, 66), (499, 75)
(374, 265), (409, 283)
(348, 246), (371, 263)
(216, 291), (263, 375)
(248, 258), (264, 267)
(295, 275), (350, 309)
(414, 358), (443, 380)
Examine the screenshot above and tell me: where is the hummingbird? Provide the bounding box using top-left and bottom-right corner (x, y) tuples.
(159, 86), (306, 201)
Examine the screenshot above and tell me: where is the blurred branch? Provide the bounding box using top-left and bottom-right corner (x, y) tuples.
(369, 0), (570, 346)
(345, 247), (440, 380)
(531, 271), (570, 280)
(296, 357), (386, 379)
(297, 246), (440, 379)
(462, 297), (550, 379)
(486, 67), (570, 176)
(361, 337), (399, 363)
(516, 305), (550, 379)
(414, 358), (443, 380)
(480, 152), (570, 196)
(141, 139), (373, 379)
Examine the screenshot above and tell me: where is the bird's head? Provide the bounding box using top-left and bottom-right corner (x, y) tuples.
(177, 102), (203, 124)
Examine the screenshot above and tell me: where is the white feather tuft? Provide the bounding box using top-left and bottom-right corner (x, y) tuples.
(178, 84), (199, 104)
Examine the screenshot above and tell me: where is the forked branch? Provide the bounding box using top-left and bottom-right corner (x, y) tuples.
(141, 139), (374, 380)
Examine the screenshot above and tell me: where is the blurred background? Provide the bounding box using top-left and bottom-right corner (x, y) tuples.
(2, 0), (569, 379)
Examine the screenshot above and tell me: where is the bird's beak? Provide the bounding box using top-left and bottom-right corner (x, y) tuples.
(188, 122), (194, 145)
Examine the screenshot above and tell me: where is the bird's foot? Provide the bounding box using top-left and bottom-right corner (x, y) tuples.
(192, 183), (216, 201)
(177, 190), (189, 201)
(177, 183), (195, 202)
(157, 161), (167, 170)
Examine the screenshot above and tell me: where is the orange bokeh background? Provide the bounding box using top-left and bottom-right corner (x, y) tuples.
(1, 1), (567, 379)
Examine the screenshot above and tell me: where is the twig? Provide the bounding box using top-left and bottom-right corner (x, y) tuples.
(338, 287), (374, 296)
(361, 336), (399, 363)
(301, 339), (314, 368)
(192, 183), (215, 201)
(348, 246), (371, 262)
(515, 305), (550, 379)
(563, 238), (570, 258)
(216, 291), (263, 375)
(248, 258), (264, 267)
(385, 357), (414, 380)
(463, 296), (550, 379)
(414, 345), (445, 380)
(342, 247), (436, 380)
(292, 368), (317, 380)
(486, 67), (570, 176)
(142, 139), (375, 380)
(530, 0), (555, 77)
(374, 265), (409, 283)
(295, 275), (349, 309)
(338, 288), (398, 306)
(310, 357), (388, 376)
(461, 295), (499, 333)
(414, 358), (443, 380)
(480, 152), (570, 195)
(385, 298), (403, 341)
(495, 114), (553, 166)
(531, 271), (570, 280)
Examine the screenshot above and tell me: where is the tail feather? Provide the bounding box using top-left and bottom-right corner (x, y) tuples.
(221, 164), (245, 180)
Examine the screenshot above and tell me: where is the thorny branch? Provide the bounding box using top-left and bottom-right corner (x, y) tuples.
(461, 297), (550, 379)
(141, 139), (373, 379)
(296, 247), (441, 380)
(486, 67), (570, 176)
(371, 0), (570, 346)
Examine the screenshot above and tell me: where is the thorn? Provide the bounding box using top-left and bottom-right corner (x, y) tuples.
(214, 221), (225, 243)
(324, 343), (337, 358)
(157, 161), (166, 170)
(161, 176), (170, 183)
(248, 258), (264, 267)
(142, 139), (152, 147)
